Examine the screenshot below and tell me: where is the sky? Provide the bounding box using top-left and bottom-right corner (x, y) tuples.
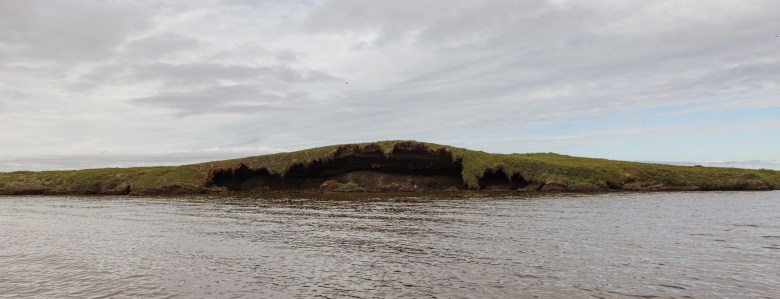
(1, 0), (779, 171)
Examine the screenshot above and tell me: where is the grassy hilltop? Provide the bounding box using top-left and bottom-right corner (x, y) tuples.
(0, 140), (778, 195)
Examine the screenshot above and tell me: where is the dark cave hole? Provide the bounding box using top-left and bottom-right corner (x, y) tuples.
(478, 169), (528, 190)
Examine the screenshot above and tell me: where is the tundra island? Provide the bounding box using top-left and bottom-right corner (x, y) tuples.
(1, 141), (778, 195)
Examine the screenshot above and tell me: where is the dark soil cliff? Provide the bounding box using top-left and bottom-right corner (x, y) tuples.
(1, 141), (777, 195)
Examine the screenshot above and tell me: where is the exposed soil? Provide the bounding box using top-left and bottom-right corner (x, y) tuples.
(478, 169), (527, 190)
(2, 141), (774, 196)
(206, 143), (527, 192)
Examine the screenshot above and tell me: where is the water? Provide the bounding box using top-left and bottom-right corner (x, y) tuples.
(1, 192), (779, 298)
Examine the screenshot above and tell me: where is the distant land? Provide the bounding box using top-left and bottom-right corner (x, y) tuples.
(1, 141), (777, 195)
(647, 160), (780, 170)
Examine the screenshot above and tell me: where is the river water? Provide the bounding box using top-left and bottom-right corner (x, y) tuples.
(1, 192), (779, 298)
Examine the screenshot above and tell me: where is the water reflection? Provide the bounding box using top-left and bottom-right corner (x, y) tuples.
(1, 192), (779, 298)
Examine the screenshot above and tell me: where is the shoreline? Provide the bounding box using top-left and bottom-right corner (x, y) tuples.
(0, 186), (775, 197)
(2, 141), (778, 196)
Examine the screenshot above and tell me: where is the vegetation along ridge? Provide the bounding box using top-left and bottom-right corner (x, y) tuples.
(1, 141), (777, 195)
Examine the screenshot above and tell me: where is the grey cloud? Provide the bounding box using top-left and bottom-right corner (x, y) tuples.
(121, 33), (202, 59)
(0, 0), (149, 63)
(324, 0), (780, 122)
(305, 0), (581, 48)
(74, 62), (340, 87)
(0, 149), (280, 171)
(305, 0), (780, 77)
(133, 63), (339, 85)
(132, 84), (308, 115)
(276, 50), (306, 62)
(68, 60), (342, 114)
(72, 61), (340, 115)
(2, 0), (779, 170)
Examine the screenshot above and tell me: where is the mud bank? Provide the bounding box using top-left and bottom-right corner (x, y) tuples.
(205, 143), (527, 192)
(1, 140), (777, 195)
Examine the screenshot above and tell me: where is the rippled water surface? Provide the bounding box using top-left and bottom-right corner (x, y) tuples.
(1, 192), (779, 298)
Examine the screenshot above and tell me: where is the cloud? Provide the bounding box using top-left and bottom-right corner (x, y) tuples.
(80, 62), (343, 114)
(1, 0), (779, 170)
(68, 59), (342, 114)
(0, 147), (285, 171)
(121, 33), (202, 59)
(131, 63), (339, 85)
(132, 84), (306, 115)
(74, 62), (340, 87)
(0, 0), (149, 63)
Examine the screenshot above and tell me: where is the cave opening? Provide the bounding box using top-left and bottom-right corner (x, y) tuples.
(478, 169), (528, 190)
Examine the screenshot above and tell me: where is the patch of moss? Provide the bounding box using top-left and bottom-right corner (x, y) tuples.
(338, 181), (361, 191)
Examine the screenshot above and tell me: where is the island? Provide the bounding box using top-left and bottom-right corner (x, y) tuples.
(0, 140), (777, 195)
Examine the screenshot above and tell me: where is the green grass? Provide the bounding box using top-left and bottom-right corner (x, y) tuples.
(0, 166), (205, 194)
(1, 140), (778, 194)
(338, 181), (362, 191)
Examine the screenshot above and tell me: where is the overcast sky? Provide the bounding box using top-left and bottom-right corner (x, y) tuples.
(1, 0), (779, 171)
